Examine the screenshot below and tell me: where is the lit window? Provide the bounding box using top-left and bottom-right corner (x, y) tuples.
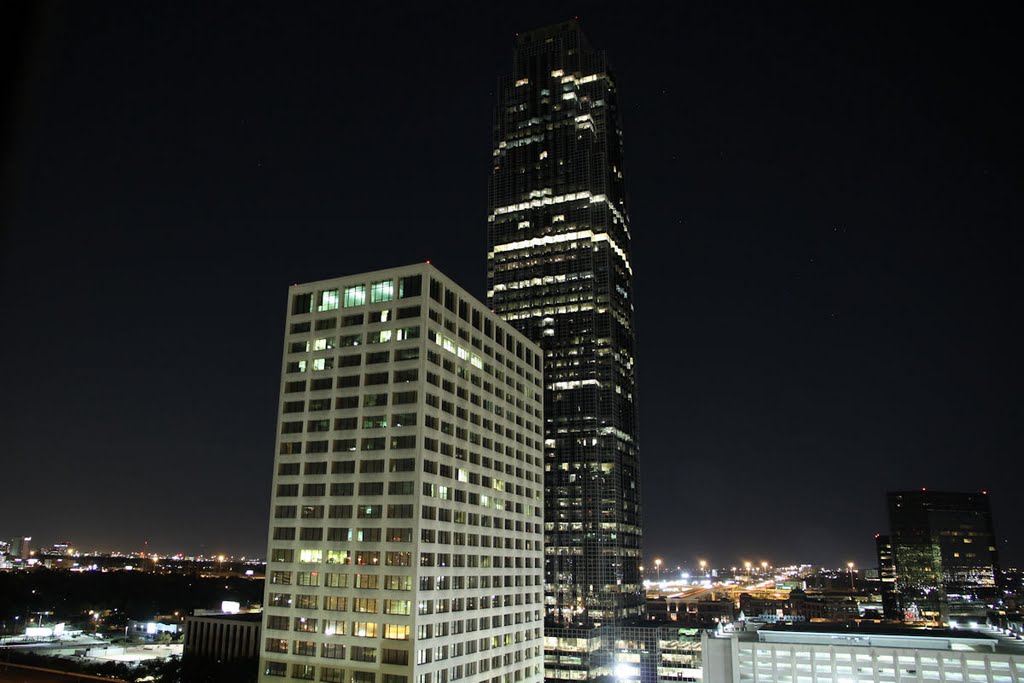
(327, 550), (349, 564)
(344, 285), (366, 308)
(352, 622), (379, 638)
(299, 549), (323, 563)
(383, 624), (410, 640)
(370, 280), (395, 303)
(319, 289), (339, 311)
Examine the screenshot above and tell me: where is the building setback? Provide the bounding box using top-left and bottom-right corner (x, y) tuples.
(259, 263), (546, 683)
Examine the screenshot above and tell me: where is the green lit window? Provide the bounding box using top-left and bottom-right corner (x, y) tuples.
(344, 285), (366, 308)
(319, 289), (340, 311)
(327, 549), (350, 564)
(370, 280), (395, 303)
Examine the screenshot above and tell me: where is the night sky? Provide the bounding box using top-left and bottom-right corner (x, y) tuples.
(2, 2), (1020, 569)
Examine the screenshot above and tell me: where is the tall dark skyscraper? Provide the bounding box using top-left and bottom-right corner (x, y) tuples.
(487, 15), (643, 644)
(886, 490), (1000, 623)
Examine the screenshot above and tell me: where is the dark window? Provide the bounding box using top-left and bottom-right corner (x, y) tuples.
(292, 293), (313, 315)
(396, 305), (420, 320)
(390, 435), (416, 450)
(392, 390), (417, 404)
(304, 461), (328, 475)
(330, 482), (354, 496)
(399, 275), (421, 298)
(395, 347), (419, 361)
(394, 369), (417, 383)
(332, 438), (356, 452)
(341, 313), (364, 327)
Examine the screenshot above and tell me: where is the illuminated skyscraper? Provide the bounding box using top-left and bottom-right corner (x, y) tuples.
(486, 20), (644, 682)
(260, 264), (546, 683)
(886, 490), (1000, 623)
(487, 19), (642, 631)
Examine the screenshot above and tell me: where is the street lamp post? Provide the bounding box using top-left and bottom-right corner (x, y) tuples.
(847, 562), (855, 590)
(654, 558), (662, 583)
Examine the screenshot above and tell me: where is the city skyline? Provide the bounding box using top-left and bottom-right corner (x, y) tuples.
(1, 3), (1020, 568)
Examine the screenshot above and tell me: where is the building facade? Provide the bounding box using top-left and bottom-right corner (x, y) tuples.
(184, 613), (261, 661)
(486, 19), (642, 631)
(886, 491), (1000, 623)
(259, 264), (546, 683)
(701, 626), (1024, 683)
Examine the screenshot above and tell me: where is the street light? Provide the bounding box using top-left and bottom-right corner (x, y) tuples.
(654, 558), (662, 583)
(847, 562), (855, 590)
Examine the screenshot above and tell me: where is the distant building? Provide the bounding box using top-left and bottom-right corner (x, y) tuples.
(259, 264), (546, 683)
(886, 490), (1000, 623)
(702, 623), (1024, 683)
(128, 618), (182, 640)
(6, 536), (32, 559)
(874, 534), (900, 620)
(184, 613), (261, 662)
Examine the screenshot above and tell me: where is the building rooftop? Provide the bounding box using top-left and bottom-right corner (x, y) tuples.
(723, 622), (1024, 655)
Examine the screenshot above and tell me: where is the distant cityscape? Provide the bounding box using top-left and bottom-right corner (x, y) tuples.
(2, 14), (1020, 683)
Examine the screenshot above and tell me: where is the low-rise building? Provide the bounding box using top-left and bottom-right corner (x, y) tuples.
(702, 623), (1024, 683)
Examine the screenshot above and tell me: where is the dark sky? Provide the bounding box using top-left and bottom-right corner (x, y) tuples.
(2, 2), (1020, 569)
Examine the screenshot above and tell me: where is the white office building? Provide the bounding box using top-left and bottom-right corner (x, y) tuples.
(702, 625), (1024, 683)
(260, 263), (546, 683)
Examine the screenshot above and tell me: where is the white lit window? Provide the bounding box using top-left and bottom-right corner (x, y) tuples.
(299, 549), (323, 563)
(319, 289), (340, 311)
